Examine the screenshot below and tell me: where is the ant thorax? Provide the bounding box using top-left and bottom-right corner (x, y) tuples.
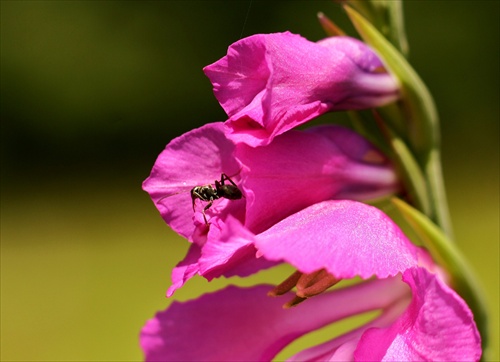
(190, 173), (243, 224)
(191, 185), (220, 206)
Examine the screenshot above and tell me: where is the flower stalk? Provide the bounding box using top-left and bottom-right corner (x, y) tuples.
(140, 2), (487, 360)
(344, 3), (489, 355)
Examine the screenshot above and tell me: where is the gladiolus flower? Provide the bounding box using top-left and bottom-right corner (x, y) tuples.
(143, 122), (400, 296)
(140, 269), (480, 361)
(204, 32), (400, 147)
(141, 166), (481, 360)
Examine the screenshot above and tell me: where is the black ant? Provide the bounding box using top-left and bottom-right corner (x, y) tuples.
(191, 173), (243, 224)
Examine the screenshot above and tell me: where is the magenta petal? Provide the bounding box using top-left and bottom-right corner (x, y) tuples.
(255, 200), (420, 279)
(198, 216), (278, 280)
(142, 122), (242, 240)
(287, 291), (411, 361)
(141, 285), (303, 362)
(141, 279), (407, 362)
(354, 268), (482, 361)
(166, 244), (201, 297)
(204, 32), (399, 146)
(236, 125), (398, 233)
(168, 218), (275, 297)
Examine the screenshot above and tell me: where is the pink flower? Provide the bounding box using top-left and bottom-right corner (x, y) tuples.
(142, 149), (480, 359)
(140, 270), (480, 361)
(204, 32), (400, 147)
(142, 125), (480, 362)
(143, 123), (400, 295)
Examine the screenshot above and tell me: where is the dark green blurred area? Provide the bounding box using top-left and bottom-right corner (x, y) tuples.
(1, 1), (498, 360)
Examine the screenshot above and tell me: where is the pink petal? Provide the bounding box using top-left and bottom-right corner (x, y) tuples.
(142, 122), (243, 241)
(255, 200), (420, 279)
(287, 293), (411, 361)
(288, 268), (481, 361)
(236, 125), (398, 233)
(142, 285), (295, 362)
(141, 279), (406, 362)
(166, 244), (201, 297)
(167, 216), (278, 297)
(198, 216), (278, 280)
(204, 32), (399, 146)
(354, 267), (482, 361)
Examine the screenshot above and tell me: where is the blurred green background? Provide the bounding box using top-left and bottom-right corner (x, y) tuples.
(1, 1), (498, 361)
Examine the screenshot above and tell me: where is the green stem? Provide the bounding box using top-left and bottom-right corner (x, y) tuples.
(373, 113), (431, 216)
(346, 5), (489, 356)
(425, 148), (454, 240)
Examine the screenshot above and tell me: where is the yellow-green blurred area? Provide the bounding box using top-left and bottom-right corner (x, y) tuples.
(1, 1), (498, 360)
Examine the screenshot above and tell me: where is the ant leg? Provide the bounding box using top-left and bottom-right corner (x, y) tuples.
(220, 173), (238, 187)
(202, 201), (213, 225)
(191, 190), (201, 211)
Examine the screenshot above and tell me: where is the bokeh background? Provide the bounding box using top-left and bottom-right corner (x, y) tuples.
(1, 1), (498, 360)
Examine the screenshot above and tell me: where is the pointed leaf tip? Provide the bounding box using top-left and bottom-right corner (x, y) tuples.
(317, 12), (346, 36)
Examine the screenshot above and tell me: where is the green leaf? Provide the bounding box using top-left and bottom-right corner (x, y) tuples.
(379, 121), (431, 216)
(342, 0), (408, 56)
